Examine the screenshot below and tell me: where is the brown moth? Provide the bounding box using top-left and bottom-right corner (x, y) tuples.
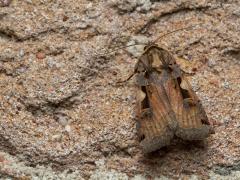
(127, 44), (213, 153)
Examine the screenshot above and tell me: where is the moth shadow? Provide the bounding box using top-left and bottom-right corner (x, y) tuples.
(140, 138), (210, 176)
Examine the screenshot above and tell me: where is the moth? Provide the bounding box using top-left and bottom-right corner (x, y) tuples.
(123, 44), (213, 153)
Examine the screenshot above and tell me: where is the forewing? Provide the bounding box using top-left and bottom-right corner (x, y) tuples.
(164, 73), (212, 140)
(136, 72), (178, 153)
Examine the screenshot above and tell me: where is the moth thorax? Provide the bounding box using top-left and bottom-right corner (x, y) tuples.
(151, 51), (162, 68)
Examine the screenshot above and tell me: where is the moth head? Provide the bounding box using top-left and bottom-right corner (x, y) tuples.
(135, 50), (153, 73)
(143, 43), (158, 50)
(142, 45), (167, 69)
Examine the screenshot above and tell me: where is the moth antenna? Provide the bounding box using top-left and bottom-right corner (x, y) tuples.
(151, 24), (200, 45)
(97, 43), (147, 56)
(97, 24), (200, 56)
(117, 71), (136, 84)
(77, 65), (104, 78)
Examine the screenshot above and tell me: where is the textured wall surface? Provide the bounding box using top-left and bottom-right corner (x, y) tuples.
(0, 0), (239, 179)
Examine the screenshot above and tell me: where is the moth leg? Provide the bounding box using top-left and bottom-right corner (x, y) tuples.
(118, 54), (148, 84)
(140, 108), (152, 118)
(117, 71), (136, 84)
(183, 98), (196, 109)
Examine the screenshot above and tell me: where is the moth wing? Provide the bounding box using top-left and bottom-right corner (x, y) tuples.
(136, 73), (178, 153)
(164, 73), (212, 140)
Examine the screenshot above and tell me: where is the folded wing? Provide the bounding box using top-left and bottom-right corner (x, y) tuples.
(164, 73), (212, 140)
(136, 72), (178, 153)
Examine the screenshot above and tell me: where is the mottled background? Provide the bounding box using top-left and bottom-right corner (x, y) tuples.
(0, 0), (239, 179)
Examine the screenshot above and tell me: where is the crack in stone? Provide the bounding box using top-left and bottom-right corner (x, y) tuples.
(223, 48), (240, 60)
(136, 5), (211, 34)
(214, 162), (240, 175)
(0, 26), (69, 42)
(0, 133), (17, 155)
(23, 91), (80, 117)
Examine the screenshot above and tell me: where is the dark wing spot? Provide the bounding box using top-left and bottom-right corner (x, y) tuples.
(177, 77), (191, 99)
(140, 134), (145, 141)
(141, 86), (150, 109)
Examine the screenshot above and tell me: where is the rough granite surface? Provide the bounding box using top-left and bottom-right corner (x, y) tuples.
(0, 0), (239, 179)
